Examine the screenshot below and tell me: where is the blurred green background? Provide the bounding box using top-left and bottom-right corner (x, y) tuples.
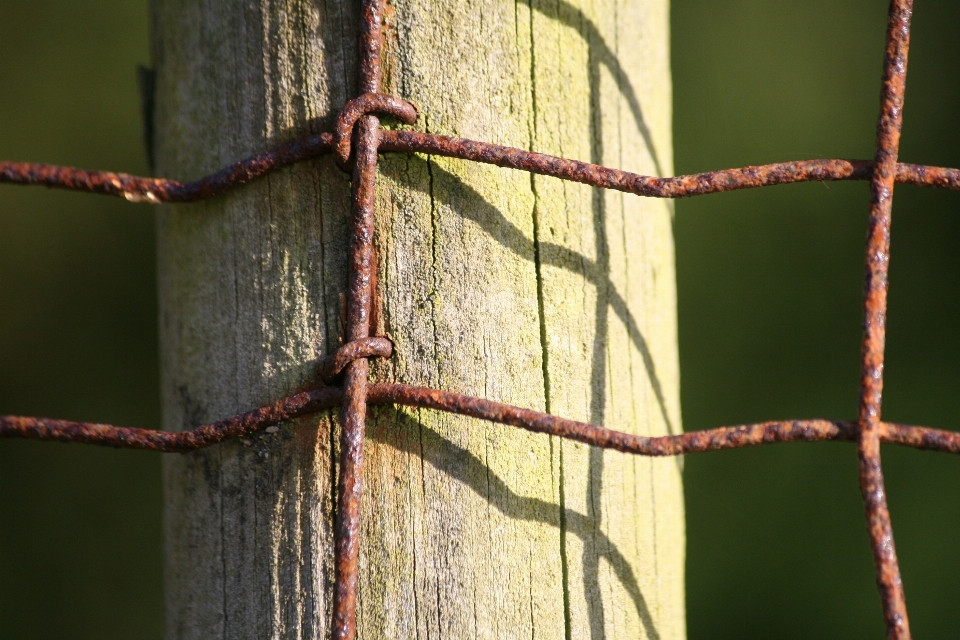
(0, 1), (162, 639)
(0, 1), (957, 638)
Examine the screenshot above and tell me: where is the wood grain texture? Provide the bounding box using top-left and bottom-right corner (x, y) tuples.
(153, 0), (682, 638)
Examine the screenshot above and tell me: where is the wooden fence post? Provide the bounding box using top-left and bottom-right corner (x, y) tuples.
(153, 0), (683, 637)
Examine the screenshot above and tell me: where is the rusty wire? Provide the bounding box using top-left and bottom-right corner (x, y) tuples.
(7, 384), (960, 456)
(856, 1), (915, 636)
(4, 134), (960, 203)
(0, 0), (952, 637)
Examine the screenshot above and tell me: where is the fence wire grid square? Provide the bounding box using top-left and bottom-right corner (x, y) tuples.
(1, 0), (958, 638)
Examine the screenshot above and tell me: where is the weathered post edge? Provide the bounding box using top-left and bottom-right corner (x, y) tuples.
(154, 0), (683, 637)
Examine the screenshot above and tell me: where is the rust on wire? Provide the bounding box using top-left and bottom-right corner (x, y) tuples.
(0, 133), (333, 202)
(320, 337), (394, 383)
(856, 1), (915, 637)
(334, 93), (417, 166)
(0, 0), (955, 635)
(380, 130), (960, 197)
(0, 387), (341, 452)
(5, 136), (960, 204)
(331, 2), (386, 639)
(8, 383), (960, 457)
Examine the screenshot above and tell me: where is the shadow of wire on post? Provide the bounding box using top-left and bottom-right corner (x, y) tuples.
(368, 407), (661, 640)
(0, 0), (953, 637)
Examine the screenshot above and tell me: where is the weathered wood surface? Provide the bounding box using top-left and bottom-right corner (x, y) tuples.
(154, 0), (683, 637)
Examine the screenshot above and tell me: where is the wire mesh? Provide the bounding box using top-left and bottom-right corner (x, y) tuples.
(0, 0), (952, 638)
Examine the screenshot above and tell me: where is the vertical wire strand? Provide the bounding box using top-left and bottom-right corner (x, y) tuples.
(857, 1), (914, 637)
(332, 0), (384, 638)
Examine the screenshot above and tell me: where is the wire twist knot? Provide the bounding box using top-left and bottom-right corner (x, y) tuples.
(334, 93), (418, 168)
(320, 336), (394, 383)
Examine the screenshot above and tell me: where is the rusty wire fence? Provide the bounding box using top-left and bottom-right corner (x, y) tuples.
(1, 0), (958, 638)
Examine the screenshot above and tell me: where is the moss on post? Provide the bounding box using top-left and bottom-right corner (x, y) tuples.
(154, 0), (682, 637)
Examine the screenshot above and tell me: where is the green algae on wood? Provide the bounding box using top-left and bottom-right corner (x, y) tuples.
(155, 0), (682, 637)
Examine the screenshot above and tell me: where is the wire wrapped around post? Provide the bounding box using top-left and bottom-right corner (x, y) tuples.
(0, 0), (955, 636)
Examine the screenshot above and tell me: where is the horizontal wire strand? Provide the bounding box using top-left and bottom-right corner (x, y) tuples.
(4, 383), (959, 456)
(2, 130), (959, 203)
